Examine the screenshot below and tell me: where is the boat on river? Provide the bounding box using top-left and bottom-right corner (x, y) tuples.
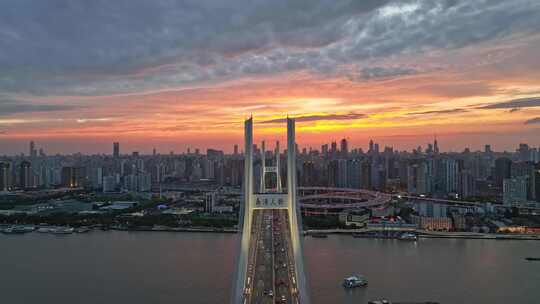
(51, 227), (74, 235)
(525, 257), (540, 261)
(343, 275), (368, 288)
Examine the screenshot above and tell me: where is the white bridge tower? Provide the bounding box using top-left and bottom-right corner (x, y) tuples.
(233, 117), (310, 304)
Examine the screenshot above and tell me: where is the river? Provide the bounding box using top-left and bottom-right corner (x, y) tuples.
(0, 232), (538, 304)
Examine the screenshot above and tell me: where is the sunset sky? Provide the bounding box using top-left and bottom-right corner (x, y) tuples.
(1, 0), (540, 155)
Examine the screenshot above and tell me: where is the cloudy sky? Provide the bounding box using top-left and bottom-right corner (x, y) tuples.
(1, 0), (540, 154)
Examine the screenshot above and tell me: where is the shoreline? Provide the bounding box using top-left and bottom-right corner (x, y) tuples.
(2, 225), (540, 240)
(303, 229), (540, 241)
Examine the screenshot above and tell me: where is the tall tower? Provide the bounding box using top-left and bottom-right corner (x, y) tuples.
(275, 140), (282, 192)
(29, 141), (37, 158)
(19, 161), (32, 189)
(233, 117), (310, 304)
(113, 142), (120, 158)
(0, 162), (11, 192)
(260, 140), (266, 192)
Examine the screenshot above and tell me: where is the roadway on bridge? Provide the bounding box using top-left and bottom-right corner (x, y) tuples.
(246, 210), (298, 304)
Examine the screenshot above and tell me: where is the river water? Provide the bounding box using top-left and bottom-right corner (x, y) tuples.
(0, 232), (538, 304)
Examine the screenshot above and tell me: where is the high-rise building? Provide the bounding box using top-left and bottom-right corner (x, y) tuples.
(517, 143), (530, 162)
(61, 166), (85, 188)
(511, 161), (536, 200)
(330, 141), (337, 158)
(234, 144), (239, 155)
(503, 177), (528, 206)
(340, 138), (348, 158)
(440, 158), (459, 194)
(337, 159), (348, 188)
(29, 141), (37, 158)
(494, 157), (512, 188)
(346, 159), (361, 189)
(434, 138), (440, 154)
(102, 175), (117, 193)
(0, 162), (11, 191)
(534, 164), (540, 202)
(407, 161), (428, 194)
(459, 170), (475, 198)
(321, 144), (329, 157)
(373, 143), (379, 155)
(205, 191), (217, 213)
(89, 167), (103, 189)
(360, 159), (372, 189)
(19, 161), (32, 189)
(138, 173), (151, 192)
(113, 142), (120, 158)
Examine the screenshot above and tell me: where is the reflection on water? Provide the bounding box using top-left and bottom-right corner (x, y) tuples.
(0, 232), (539, 304)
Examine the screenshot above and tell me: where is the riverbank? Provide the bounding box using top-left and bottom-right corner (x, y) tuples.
(3, 224), (540, 240)
(0, 224), (238, 235)
(303, 228), (540, 241)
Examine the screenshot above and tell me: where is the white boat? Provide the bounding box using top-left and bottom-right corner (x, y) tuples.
(75, 227), (91, 233)
(36, 227), (51, 233)
(343, 275), (368, 288)
(398, 232), (418, 241)
(51, 227), (74, 234)
(22, 225), (35, 232)
(2, 225), (29, 234)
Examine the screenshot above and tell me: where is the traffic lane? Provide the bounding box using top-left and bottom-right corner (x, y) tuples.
(247, 210), (263, 303)
(251, 211), (274, 304)
(273, 211), (294, 304)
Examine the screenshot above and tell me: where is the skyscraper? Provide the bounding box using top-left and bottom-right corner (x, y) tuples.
(113, 142), (120, 158)
(61, 166), (85, 188)
(518, 143), (530, 162)
(29, 141), (37, 158)
(503, 177), (528, 206)
(19, 161), (32, 189)
(340, 138), (348, 158)
(321, 144), (328, 157)
(330, 141), (337, 157)
(0, 162), (10, 191)
(494, 157), (512, 188)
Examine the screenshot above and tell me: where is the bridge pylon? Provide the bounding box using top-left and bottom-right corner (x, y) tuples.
(232, 117), (310, 304)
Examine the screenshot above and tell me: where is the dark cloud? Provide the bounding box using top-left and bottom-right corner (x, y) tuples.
(358, 67), (418, 80)
(0, 98), (80, 116)
(261, 113), (367, 124)
(0, 0), (539, 95)
(524, 117), (540, 125)
(480, 97), (540, 109)
(413, 82), (495, 98)
(407, 108), (467, 116)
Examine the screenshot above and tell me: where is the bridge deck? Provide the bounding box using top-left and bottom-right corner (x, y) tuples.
(245, 210), (298, 304)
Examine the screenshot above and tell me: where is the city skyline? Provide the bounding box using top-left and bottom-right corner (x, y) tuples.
(1, 1), (540, 154)
(1, 137), (538, 157)
(2, 3), (540, 304)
